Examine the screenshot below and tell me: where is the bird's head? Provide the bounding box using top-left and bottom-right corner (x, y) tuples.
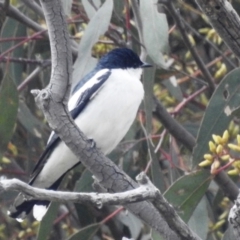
(97, 48), (152, 70)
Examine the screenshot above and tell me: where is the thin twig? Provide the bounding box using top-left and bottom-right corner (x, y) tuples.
(182, 19), (236, 69)
(161, 0), (216, 95)
(17, 61), (51, 92)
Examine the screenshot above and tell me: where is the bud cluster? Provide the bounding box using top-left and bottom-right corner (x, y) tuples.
(199, 122), (240, 175)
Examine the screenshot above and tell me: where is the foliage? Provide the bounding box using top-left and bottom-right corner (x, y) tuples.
(0, 0), (240, 239)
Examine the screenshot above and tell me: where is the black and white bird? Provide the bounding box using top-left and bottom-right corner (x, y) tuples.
(8, 48), (152, 221)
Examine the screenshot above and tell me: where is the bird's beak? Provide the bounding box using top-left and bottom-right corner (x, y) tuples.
(141, 62), (152, 68)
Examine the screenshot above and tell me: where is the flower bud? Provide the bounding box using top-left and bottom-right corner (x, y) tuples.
(204, 154), (213, 161)
(209, 141), (216, 153)
(216, 145), (223, 155)
(212, 134), (222, 144)
(220, 155), (230, 161)
(222, 130), (229, 143)
(228, 143), (240, 152)
(228, 168), (240, 176)
(199, 160), (212, 167)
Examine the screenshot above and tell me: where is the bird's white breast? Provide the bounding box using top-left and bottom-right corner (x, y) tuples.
(33, 68), (144, 187)
(75, 68), (144, 154)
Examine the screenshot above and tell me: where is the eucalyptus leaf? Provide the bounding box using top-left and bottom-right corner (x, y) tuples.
(192, 68), (240, 167)
(188, 196), (208, 240)
(37, 203), (59, 240)
(74, 169), (95, 226)
(18, 101), (48, 138)
(72, 0), (113, 87)
(82, 0), (101, 19)
(1, 16), (26, 85)
(0, 73), (18, 157)
(67, 223), (100, 240)
(140, 0), (169, 67)
(164, 170), (211, 222)
(113, 0), (124, 15)
(162, 76), (183, 102)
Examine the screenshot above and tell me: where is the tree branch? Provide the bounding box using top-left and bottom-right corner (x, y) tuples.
(2, 172), (201, 240)
(30, 0), (181, 239)
(1, 173), (159, 207)
(195, 0), (240, 60)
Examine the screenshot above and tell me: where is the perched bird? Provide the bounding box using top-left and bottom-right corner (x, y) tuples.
(8, 48), (152, 221)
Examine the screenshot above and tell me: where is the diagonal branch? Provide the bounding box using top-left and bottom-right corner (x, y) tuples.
(195, 0), (240, 60)
(31, 0), (181, 239)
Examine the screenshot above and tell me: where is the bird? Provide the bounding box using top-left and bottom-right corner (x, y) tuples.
(8, 48), (152, 222)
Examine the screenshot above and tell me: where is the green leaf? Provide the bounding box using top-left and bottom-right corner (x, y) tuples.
(113, 0), (124, 15)
(164, 170), (211, 222)
(72, 0), (113, 87)
(37, 202), (59, 240)
(74, 169), (94, 193)
(142, 60), (166, 192)
(18, 101), (48, 138)
(1, 15), (26, 85)
(0, 73), (18, 157)
(140, 0), (169, 67)
(192, 68), (240, 167)
(162, 76), (183, 102)
(74, 169), (95, 226)
(188, 196), (208, 239)
(67, 223), (100, 240)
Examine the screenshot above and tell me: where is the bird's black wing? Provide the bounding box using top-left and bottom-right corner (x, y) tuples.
(29, 70), (112, 184)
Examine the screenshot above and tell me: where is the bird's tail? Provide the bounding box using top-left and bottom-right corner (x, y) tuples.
(8, 176), (65, 221)
(8, 196), (50, 222)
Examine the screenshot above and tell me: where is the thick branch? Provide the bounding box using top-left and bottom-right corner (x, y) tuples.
(33, 0), (180, 239)
(153, 193), (201, 240)
(195, 0), (240, 60)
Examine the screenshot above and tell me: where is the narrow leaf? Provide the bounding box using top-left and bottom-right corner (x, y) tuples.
(188, 196), (208, 240)
(72, 0), (113, 87)
(74, 169), (95, 226)
(140, 0), (169, 67)
(67, 223), (100, 240)
(1, 14), (26, 85)
(82, 0), (101, 19)
(143, 59), (165, 192)
(37, 203), (59, 240)
(164, 170), (211, 222)
(0, 74), (18, 156)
